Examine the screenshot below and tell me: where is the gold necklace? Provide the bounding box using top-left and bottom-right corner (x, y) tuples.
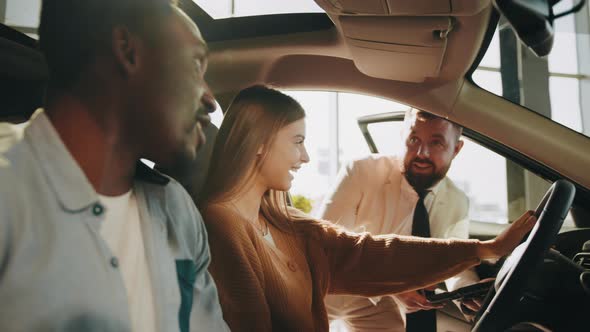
(230, 202), (269, 236)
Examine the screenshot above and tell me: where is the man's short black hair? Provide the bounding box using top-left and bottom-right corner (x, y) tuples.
(39, 0), (178, 93)
(404, 108), (463, 140)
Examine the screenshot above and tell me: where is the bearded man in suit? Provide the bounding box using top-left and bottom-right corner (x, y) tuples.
(321, 108), (481, 332)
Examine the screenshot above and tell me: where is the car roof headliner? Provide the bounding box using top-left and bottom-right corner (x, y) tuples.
(181, 0), (492, 114)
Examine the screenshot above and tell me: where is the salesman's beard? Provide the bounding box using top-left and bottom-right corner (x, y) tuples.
(402, 157), (449, 193)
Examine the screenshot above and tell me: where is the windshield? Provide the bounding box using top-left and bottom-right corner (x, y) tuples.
(472, 0), (590, 139)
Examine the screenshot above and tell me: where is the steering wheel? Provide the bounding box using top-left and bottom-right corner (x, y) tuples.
(472, 179), (576, 332)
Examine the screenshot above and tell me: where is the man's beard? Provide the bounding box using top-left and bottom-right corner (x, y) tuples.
(403, 158), (449, 193)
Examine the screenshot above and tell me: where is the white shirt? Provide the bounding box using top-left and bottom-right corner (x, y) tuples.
(99, 191), (157, 332)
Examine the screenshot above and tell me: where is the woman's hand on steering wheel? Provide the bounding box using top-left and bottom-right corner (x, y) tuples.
(478, 211), (537, 260)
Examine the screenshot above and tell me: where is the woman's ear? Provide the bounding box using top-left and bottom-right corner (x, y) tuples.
(257, 145), (264, 155)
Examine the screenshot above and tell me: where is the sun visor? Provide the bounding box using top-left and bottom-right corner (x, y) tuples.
(340, 16), (453, 82)
(315, 0), (488, 16)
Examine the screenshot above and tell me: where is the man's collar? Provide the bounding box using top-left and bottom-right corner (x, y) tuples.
(429, 178), (445, 197)
(26, 110), (97, 212)
(401, 176), (446, 200)
(26, 109), (169, 212)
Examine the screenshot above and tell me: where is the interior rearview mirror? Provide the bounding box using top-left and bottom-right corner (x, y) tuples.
(493, 0), (587, 57)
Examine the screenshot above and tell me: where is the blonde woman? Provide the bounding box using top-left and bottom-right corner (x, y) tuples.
(199, 85), (535, 331)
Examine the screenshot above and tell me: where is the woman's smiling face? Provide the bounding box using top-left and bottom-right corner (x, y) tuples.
(258, 118), (310, 191)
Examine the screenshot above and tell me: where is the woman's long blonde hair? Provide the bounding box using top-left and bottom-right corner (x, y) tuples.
(199, 85), (308, 233)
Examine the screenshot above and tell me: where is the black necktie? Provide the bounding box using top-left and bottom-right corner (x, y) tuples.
(406, 191), (437, 332)
(411, 191), (431, 237)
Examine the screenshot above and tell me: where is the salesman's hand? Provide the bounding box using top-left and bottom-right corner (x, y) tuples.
(459, 278), (495, 320)
(396, 289), (443, 313)
(460, 297), (483, 321)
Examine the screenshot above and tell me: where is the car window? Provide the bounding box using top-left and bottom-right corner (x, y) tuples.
(471, 0), (590, 139)
(368, 117), (576, 227)
(194, 0), (323, 19)
(281, 90), (407, 215)
(368, 120), (513, 223)
(283, 90), (575, 227)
